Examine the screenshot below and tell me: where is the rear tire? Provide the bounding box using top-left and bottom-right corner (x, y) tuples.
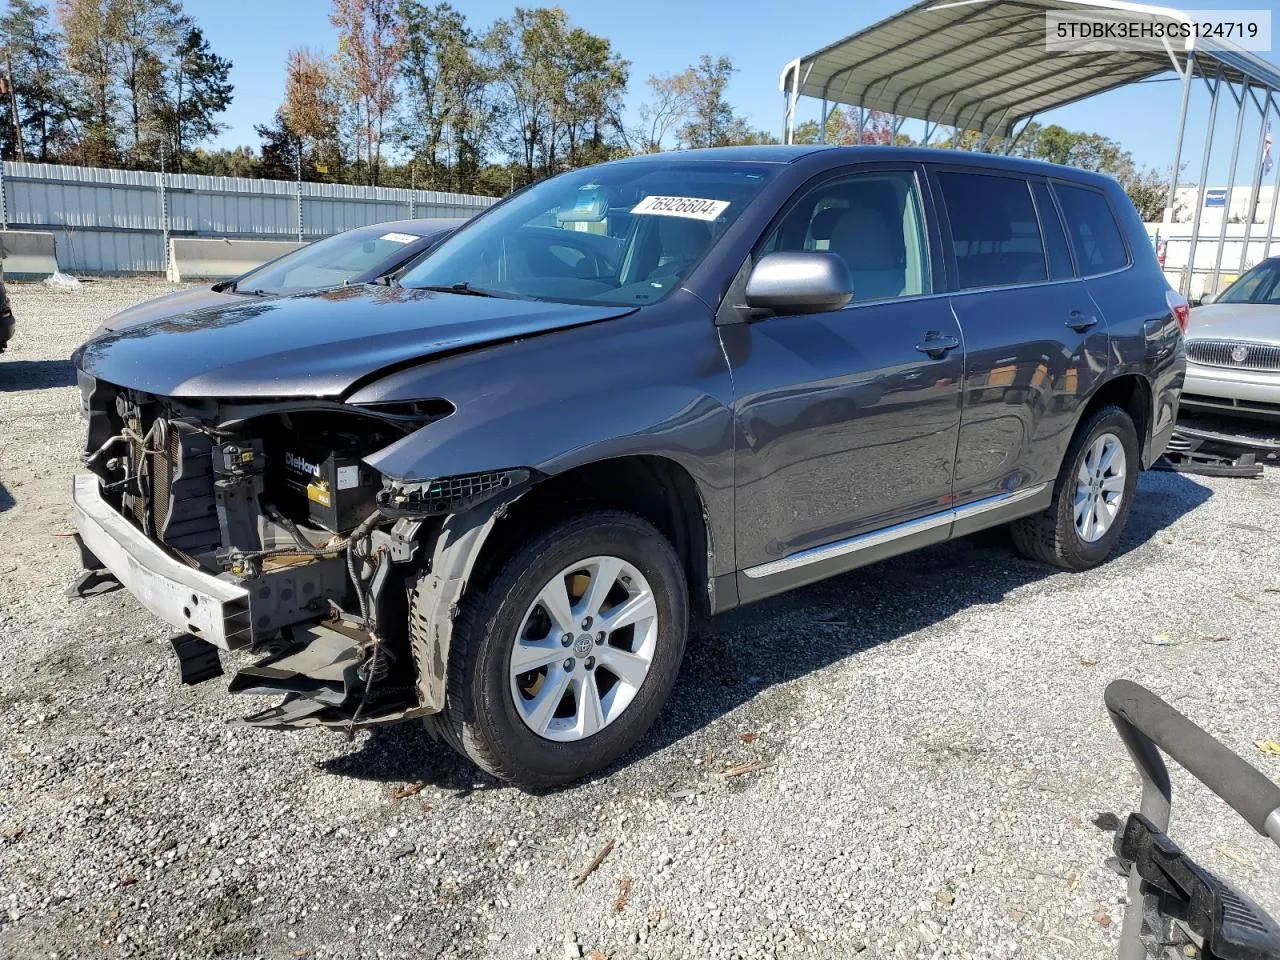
(421, 510), (688, 789)
(1011, 404), (1139, 571)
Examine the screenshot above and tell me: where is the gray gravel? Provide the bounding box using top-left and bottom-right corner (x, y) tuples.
(1, 277), (1279, 960)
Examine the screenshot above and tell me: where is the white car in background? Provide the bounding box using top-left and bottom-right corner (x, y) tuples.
(1182, 256), (1280, 420)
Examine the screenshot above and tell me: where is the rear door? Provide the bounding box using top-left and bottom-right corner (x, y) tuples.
(928, 166), (1109, 506)
(726, 164), (964, 591)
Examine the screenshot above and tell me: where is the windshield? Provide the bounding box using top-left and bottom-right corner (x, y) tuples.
(1217, 259), (1280, 304)
(235, 227), (423, 295)
(400, 160), (777, 306)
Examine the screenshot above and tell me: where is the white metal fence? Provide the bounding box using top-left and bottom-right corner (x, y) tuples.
(0, 161), (498, 275)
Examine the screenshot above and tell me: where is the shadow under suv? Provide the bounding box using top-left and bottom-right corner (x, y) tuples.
(71, 145), (1186, 788)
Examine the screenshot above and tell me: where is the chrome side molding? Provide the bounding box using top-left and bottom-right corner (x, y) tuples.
(742, 483), (1049, 580)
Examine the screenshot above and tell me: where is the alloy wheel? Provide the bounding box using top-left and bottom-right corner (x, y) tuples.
(508, 556), (658, 742)
(1073, 432), (1127, 543)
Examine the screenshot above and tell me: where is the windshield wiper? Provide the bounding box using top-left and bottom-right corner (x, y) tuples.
(414, 282), (530, 300)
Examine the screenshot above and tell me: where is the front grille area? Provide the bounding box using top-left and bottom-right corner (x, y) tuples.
(1186, 339), (1280, 371)
(122, 420), (221, 561)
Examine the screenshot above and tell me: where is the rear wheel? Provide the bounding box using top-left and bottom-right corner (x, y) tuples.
(1011, 404), (1139, 570)
(422, 510), (688, 789)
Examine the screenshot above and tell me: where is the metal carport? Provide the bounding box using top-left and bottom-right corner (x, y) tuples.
(778, 0), (1280, 295)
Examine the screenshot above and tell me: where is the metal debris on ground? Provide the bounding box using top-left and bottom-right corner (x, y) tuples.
(572, 839), (614, 888)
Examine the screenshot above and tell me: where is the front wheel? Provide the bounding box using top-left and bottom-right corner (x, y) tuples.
(421, 510), (689, 789)
(1011, 404), (1139, 571)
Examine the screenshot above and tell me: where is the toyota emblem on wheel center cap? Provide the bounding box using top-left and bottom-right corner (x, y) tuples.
(573, 634), (594, 657)
(1231, 344), (1250, 363)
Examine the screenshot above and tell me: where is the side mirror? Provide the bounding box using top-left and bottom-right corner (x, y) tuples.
(744, 251), (853, 315)
(1198, 290), (1217, 306)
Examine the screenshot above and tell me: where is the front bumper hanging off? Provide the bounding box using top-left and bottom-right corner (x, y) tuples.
(70, 473), (253, 650)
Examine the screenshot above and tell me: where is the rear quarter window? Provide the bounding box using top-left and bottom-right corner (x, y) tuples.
(1053, 183), (1129, 276)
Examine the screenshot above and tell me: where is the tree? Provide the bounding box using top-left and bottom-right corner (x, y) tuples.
(676, 54), (736, 149)
(57, 0), (119, 164)
(330, 0), (403, 185)
(793, 106), (895, 146)
(110, 0), (183, 162)
(258, 47), (340, 181)
(631, 70), (694, 153)
(396, 1), (486, 189)
(157, 24), (232, 170)
(0, 0), (78, 161)
(1120, 166), (1167, 222)
(484, 8), (626, 185)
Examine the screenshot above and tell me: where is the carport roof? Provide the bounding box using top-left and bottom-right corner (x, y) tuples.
(779, 0), (1280, 137)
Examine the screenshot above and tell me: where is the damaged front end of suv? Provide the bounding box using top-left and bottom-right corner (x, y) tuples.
(66, 284), (620, 732)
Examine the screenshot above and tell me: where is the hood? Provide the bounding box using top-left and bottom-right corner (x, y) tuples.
(1186, 302), (1280, 345)
(97, 286), (240, 334)
(76, 284), (633, 399)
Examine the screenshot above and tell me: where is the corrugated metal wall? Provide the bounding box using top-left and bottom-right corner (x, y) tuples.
(0, 161), (497, 275)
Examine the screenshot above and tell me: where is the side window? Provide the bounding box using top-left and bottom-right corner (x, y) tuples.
(935, 171), (1047, 289)
(760, 170), (929, 302)
(1032, 182), (1075, 280)
(1054, 183), (1129, 275)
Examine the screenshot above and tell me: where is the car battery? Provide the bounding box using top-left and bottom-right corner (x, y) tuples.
(281, 441), (378, 533)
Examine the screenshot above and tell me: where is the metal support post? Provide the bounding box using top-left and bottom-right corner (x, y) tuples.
(157, 148), (169, 277)
(1264, 93), (1280, 260)
(1183, 67), (1224, 296)
(1163, 51), (1195, 225)
(1210, 81), (1248, 295)
(1239, 88), (1270, 276)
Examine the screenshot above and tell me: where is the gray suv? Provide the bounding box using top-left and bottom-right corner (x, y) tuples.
(71, 146), (1186, 787)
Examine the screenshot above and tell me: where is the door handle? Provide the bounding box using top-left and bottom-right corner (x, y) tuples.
(915, 334), (960, 359)
(1066, 311), (1099, 333)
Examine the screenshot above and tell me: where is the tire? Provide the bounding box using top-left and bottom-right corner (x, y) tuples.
(1011, 404), (1139, 571)
(421, 510), (689, 789)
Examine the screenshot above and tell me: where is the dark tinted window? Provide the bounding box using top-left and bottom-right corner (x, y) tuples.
(1054, 184), (1128, 275)
(936, 171), (1046, 289)
(1032, 182), (1074, 280)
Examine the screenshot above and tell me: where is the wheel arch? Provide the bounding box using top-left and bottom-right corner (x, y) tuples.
(407, 455), (718, 716)
(1073, 372), (1155, 467)
(470, 454), (716, 619)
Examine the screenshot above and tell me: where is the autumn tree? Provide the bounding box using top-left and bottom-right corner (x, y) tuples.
(631, 70), (695, 153)
(257, 47), (339, 181)
(330, 0), (403, 185)
(676, 54), (737, 149)
(794, 107), (896, 146)
(57, 0), (118, 163)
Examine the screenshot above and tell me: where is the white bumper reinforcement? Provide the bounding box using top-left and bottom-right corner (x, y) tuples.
(71, 473), (251, 650)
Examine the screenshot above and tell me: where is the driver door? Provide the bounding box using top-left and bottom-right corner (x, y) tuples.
(725, 166), (964, 600)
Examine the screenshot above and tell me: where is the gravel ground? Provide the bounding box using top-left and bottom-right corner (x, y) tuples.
(1, 277), (1278, 960)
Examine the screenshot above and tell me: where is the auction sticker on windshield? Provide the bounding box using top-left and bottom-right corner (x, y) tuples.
(380, 232), (418, 244)
(631, 196), (731, 221)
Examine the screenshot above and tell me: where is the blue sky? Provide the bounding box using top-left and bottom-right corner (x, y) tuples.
(185, 0), (1279, 182)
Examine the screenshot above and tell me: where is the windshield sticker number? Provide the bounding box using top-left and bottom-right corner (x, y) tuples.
(630, 196), (730, 221)
(379, 232), (418, 244)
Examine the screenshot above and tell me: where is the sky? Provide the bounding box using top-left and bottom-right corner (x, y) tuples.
(183, 0), (1280, 184)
